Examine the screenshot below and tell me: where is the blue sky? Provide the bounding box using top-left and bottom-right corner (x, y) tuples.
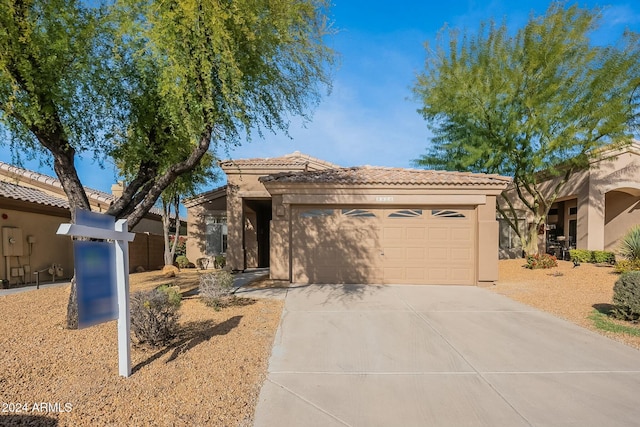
(2, 0), (640, 195)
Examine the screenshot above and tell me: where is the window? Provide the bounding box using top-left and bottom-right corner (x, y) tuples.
(569, 207), (577, 216)
(388, 209), (422, 218)
(205, 214), (227, 255)
(299, 209), (334, 218)
(548, 208), (559, 216)
(431, 210), (465, 218)
(341, 209), (376, 218)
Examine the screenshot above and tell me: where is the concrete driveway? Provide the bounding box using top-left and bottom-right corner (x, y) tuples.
(253, 284), (640, 427)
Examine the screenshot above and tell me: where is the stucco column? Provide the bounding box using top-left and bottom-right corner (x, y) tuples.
(577, 183), (605, 251)
(477, 196), (499, 285)
(226, 185), (244, 271)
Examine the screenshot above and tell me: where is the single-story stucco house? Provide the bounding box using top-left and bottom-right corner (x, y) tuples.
(0, 161), (177, 286)
(186, 152), (512, 286)
(498, 141), (640, 257)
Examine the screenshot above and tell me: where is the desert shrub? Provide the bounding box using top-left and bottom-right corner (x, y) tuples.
(569, 249), (615, 264)
(157, 284), (182, 306)
(619, 225), (640, 261)
(592, 250), (616, 264)
(175, 255), (190, 269)
(199, 271), (234, 309)
(614, 259), (640, 274)
(611, 271), (640, 321)
(130, 287), (181, 346)
(214, 254), (226, 269)
(525, 253), (558, 269)
(569, 249), (592, 263)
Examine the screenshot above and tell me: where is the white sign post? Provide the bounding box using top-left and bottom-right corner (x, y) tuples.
(57, 213), (135, 378)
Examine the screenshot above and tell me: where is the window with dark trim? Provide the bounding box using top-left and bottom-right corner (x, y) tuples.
(388, 209), (423, 218)
(299, 209), (335, 218)
(342, 209), (376, 218)
(431, 210), (466, 218)
(569, 207), (577, 216)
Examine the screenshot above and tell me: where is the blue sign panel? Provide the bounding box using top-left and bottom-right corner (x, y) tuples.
(74, 240), (117, 329)
(76, 209), (115, 230)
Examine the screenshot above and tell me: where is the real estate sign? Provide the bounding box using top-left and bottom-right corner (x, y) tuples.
(74, 239), (117, 328)
(57, 209), (135, 377)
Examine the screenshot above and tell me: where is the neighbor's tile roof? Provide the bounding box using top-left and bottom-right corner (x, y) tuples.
(0, 161), (114, 204)
(260, 166), (512, 186)
(220, 151), (339, 169)
(0, 180), (69, 209)
(0, 161), (165, 216)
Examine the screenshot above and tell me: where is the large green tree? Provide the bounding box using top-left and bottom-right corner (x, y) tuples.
(413, 2), (640, 255)
(0, 0), (334, 327)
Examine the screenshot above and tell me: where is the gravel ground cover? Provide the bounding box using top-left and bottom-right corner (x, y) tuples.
(0, 270), (283, 426)
(492, 259), (640, 350)
(2, 261), (638, 425)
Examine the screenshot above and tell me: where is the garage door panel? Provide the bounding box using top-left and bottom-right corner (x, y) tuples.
(428, 228), (449, 241)
(406, 268), (425, 280)
(383, 227), (404, 240)
(381, 207), (476, 285)
(384, 247), (405, 260)
(427, 268), (449, 281)
(451, 227), (473, 241)
(451, 247), (472, 261)
(451, 269), (472, 281)
(406, 248), (425, 260)
(293, 206), (476, 286)
(406, 227), (426, 239)
(427, 247), (449, 260)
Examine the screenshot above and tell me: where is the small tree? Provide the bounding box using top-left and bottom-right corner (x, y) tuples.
(413, 2), (640, 255)
(144, 153), (217, 267)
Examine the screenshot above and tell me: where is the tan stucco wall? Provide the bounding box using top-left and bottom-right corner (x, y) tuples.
(186, 204), (208, 264)
(477, 196), (499, 283)
(604, 191), (640, 252)
(222, 160), (334, 271)
(0, 208), (73, 285)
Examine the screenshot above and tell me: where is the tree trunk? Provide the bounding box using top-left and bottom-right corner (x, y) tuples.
(66, 276), (79, 329)
(523, 215), (545, 256)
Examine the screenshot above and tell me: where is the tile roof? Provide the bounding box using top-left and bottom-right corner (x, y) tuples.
(220, 151), (339, 169)
(183, 184), (227, 208)
(0, 180), (69, 209)
(0, 161), (165, 217)
(260, 166), (512, 186)
(0, 161), (114, 204)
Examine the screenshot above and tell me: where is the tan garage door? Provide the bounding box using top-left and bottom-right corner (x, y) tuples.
(381, 208), (475, 285)
(291, 207), (476, 285)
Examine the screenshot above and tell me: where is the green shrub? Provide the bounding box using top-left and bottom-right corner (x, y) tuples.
(612, 271), (640, 321)
(199, 271), (234, 310)
(614, 259), (640, 274)
(569, 249), (615, 264)
(157, 284), (182, 307)
(130, 287), (181, 346)
(619, 225), (640, 261)
(525, 253), (558, 269)
(175, 255), (190, 269)
(214, 255), (226, 269)
(569, 249), (592, 263)
(592, 250), (616, 264)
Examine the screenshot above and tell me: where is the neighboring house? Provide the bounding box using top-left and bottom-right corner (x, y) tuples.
(498, 141), (640, 258)
(0, 162), (175, 285)
(186, 151), (511, 286)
